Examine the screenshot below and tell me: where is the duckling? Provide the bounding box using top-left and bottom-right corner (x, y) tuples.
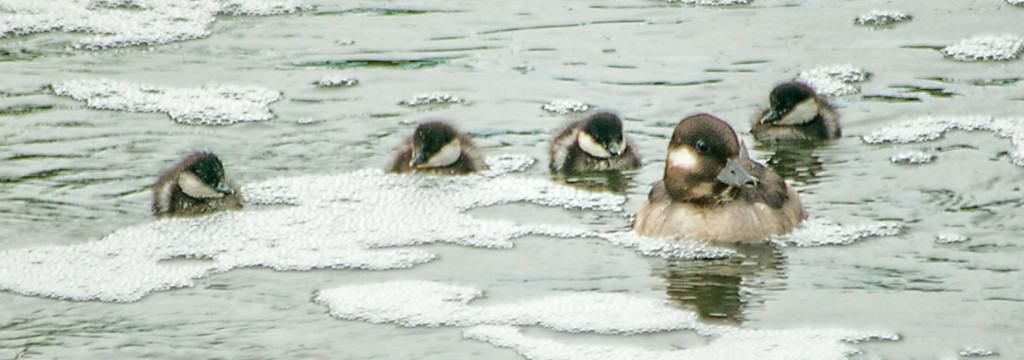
(153, 151), (242, 217)
(549, 111), (641, 173)
(386, 120), (487, 175)
(751, 82), (841, 143)
(634, 114), (805, 243)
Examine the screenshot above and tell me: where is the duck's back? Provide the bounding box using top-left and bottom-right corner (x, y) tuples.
(634, 177), (804, 243)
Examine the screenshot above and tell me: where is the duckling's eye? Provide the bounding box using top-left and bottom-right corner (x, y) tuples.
(694, 140), (709, 154)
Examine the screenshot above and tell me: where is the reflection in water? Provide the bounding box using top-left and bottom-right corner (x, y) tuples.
(552, 171), (634, 194)
(656, 244), (786, 324)
(758, 143), (826, 185)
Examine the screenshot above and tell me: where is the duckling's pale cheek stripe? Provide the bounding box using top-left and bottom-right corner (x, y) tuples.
(424, 140), (462, 168)
(668, 147), (698, 171)
(578, 131), (612, 158)
(178, 172), (224, 199)
(778, 98), (819, 125)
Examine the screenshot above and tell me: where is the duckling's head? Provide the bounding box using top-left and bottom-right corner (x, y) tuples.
(410, 121), (463, 169)
(577, 112), (625, 158)
(177, 152), (234, 199)
(664, 114), (758, 202)
(760, 82), (820, 126)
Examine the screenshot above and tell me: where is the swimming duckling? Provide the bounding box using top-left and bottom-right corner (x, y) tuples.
(153, 151), (242, 217)
(386, 120), (487, 175)
(751, 82), (841, 143)
(549, 111), (641, 173)
(634, 114), (805, 243)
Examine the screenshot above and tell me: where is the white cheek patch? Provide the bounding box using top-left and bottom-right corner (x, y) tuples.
(668, 147), (699, 171)
(777, 98), (819, 125)
(577, 131), (611, 158)
(178, 172), (224, 199)
(423, 140), (462, 168)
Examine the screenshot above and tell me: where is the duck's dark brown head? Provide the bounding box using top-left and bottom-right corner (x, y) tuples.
(664, 114), (757, 202)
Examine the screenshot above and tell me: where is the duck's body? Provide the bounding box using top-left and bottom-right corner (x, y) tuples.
(634, 114), (805, 243)
(549, 112), (641, 173)
(751, 82), (840, 143)
(153, 152), (242, 217)
(386, 121), (486, 175)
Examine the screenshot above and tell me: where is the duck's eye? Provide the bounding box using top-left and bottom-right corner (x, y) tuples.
(694, 140), (709, 154)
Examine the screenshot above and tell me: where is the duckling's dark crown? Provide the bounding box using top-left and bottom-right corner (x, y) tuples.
(414, 120), (460, 142)
(179, 151), (226, 184)
(581, 112), (624, 140)
(770, 82), (816, 105)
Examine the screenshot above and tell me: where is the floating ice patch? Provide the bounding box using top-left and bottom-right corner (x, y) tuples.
(935, 233), (970, 244)
(942, 35), (1024, 62)
(665, 0), (752, 6)
(959, 347), (998, 357)
(890, 151), (935, 164)
(316, 75), (359, 88)
(0, 155), (626, 302)
(854, 10), (912, 27)
(541, 99), (590, 114)
(770, 218), (902, 247)
(315, 280), (720, 335)
(52, 79), (281, 125)
(399, 92), (463, 106)
(796, 65), (870, 97)
(464, 325), (897, 360)
(0, 0), (310, 49)
(861, 116), (1024, 167)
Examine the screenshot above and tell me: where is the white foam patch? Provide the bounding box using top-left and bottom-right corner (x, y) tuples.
(464, 325), (897, 360)
(541, 99), (590, 114)
(665, 0), (751, 6)
(796, 64), (869, 97)
(399, 92), (463, 106)
(854, 10), (912, 27)
(601, 232), (734, 260)
(315, 280), (720, 335)
(316, 75), (359, 88)
(0, 0), (310, 49)
(935, 233), (970, 244)
(0, 155), (627, 302)
(861, 116), (1024, 167)
(770, 218), (902, 247)
(51, 79), (281, 125)
(942, 35), (1024, 62)
(1010, 0), (1024, 6)
(959, 346), (998, 357)
(890, 151), (936, 164)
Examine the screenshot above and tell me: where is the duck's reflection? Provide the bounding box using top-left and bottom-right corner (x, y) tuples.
(552, 171), (633, 194)
(656, 244), (786, 324)
(757, 143), (827, 186)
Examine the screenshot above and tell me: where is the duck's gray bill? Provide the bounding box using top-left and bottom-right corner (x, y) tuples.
(716, 159), (758, 188)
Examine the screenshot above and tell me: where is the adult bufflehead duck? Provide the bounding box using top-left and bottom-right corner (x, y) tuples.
(549, 111), (641, 173)
(751, 82), (841, 143)
(386, 120), (487, 175)
(153, 151), (242, 217)
(634, 114), (805, 243)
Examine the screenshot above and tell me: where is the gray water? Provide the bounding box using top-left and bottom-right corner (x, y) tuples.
(1, 0), (1023, 358)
